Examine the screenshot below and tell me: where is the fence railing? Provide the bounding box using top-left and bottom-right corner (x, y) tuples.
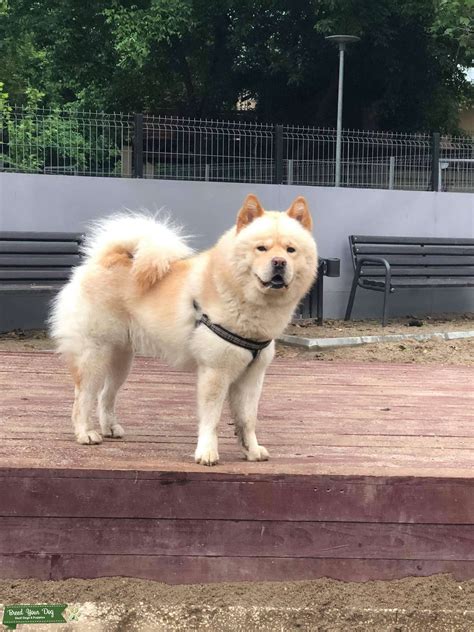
(0, 107), (472, 192)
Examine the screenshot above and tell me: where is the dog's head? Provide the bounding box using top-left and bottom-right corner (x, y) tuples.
(230, 194), (318, 304)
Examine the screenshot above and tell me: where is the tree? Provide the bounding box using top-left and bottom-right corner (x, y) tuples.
(0, 0), (472, 132)
(231, 0), (473, 131)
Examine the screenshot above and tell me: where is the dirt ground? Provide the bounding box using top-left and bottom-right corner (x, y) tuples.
(286, 313), (474, 338)
(281, 314), (474, 365)
(1, 574), (474, 631)
(277, 336), (474, 366)
(1, 317), (473, 630)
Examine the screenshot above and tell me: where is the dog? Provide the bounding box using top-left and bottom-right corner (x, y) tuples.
(50, 194), (318, 465)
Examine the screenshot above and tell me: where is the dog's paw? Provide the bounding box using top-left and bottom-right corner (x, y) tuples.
(195, 445), (219, 466)
(104, 424), (125, 439)
(76, 430), (103, 445)
(246, 445), (270, 462)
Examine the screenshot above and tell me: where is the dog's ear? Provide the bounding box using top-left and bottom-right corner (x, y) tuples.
(236, 194), (264, 233)
(286, 196), (312, 231)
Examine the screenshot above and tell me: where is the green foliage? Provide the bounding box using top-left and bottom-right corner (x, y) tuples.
(104, 0), (195, 66)
(0, 88), (121, 173)
(0, 0), (472, 132)
(432, 0), (473, 57)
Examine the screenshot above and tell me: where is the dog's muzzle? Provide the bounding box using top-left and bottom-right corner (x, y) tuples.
(257, 273), (288, 289)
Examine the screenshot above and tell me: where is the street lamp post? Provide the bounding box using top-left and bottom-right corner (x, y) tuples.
(325, 35), (360, 187)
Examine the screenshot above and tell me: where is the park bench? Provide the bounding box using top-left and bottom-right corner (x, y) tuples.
(345, 235), (474, 326)
(0, 232), (339, 328)
(0, 231), (84, 293)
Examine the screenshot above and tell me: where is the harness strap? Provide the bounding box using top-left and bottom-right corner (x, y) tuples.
(193, 300), (272, 361)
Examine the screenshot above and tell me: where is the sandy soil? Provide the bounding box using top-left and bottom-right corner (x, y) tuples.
(1, 574), (473, 631)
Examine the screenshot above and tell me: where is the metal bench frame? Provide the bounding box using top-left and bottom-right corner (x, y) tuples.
(298, 257), (340, 324)
(344, 235), (474, 326)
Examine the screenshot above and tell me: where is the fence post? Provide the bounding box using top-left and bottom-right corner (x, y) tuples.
(133, 113), (144, 178)
(431, 132), (440, 191)
(388, 156), (395, 189)
(273, 124), (284, 184)
(287, 159), (293, 185)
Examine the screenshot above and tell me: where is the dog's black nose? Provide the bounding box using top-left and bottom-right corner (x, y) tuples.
(272, 257), (287, 269)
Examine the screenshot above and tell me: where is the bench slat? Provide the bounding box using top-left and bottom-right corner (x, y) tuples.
(362, 278), (474, 288)
(352, 235), (474, 246)
(354, 245), (474, 256)
(0, 255), (81, 267)
(358, 255), (474, 266)
(0, 231), (83, 242)
(0, 283), (65, 292)
(360, 266), (474, 277)
(0, 269), (74, 280)
(0, 241), (82, 254)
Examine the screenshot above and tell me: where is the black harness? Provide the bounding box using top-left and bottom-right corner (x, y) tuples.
(193, 300), (272, 362)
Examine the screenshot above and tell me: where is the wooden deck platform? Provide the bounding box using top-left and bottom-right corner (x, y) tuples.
(0, 351), (473, 583)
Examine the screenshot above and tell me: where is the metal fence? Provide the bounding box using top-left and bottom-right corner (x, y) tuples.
(283, 127), (434, 190)
(440, 135), (474, 192)
(1, 107), (472, 192)
(0, 108), (134, 177)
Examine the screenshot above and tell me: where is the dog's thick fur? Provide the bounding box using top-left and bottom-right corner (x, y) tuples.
(50, 194), (318, 465)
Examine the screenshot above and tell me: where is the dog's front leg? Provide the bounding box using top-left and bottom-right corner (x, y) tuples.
(194, 366), (230, 466)
(228, 353), (273, 462)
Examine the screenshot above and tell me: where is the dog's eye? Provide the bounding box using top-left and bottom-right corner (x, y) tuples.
(256, 245), (267, 252)
(287, 246), (296, 253)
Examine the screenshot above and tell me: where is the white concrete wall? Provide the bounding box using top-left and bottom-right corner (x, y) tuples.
(1, 172), (473, 325)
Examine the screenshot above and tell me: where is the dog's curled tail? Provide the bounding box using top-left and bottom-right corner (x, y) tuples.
(82, 212), (193, 290)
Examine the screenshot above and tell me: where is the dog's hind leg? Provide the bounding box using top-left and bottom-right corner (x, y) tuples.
(69, 346), (114, 445)
(97, 345), (133, 439)
(228, 357), (272, 462)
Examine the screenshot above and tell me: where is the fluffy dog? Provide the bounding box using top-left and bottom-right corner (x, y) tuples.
(50, 194), (318, 465)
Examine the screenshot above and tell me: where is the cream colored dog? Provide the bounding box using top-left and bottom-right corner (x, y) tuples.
(50, 194), (318, 465)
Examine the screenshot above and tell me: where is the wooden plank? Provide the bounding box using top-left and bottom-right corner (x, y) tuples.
(1, 475), (474, 523)
(1, 440), (474, 476)
(2, 517), (474, 560)
(5, 429), (474, 450)
(2, 554), (474, 583)
(47, 555), (474, 583)
(0, 555), (52, 580)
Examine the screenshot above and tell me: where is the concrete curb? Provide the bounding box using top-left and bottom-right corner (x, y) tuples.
(278, 329), (474, 350)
